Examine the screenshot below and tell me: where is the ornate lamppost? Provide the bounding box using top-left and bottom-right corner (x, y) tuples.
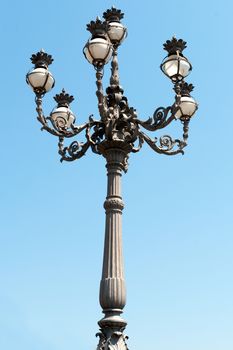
(26, 7), (198, 350)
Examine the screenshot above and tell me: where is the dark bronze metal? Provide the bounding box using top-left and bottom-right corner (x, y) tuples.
(103, 6), (124, 22)
(30, 49), (53, 68)
(53, 89), (74, 107)
(163, 37), (187, 55)
(174, 81), (194, 96)
(86, 17), (109, 39)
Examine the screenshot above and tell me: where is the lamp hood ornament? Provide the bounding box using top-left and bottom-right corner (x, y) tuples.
(53, 89), (74, 107)
(26, 7), (198, 350)
(86, 17), (109, 38)
(103, 6), (125, 22)
(163, 36), (187, 55)
(30, 49), (54, 68)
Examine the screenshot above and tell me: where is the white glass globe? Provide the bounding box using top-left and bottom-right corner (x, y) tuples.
(161, 54), (191, 82)
(26, 67), (55, 93)
(50, 106), (75, 130)
(83, 37), (113, 65)
(174, 96), (197, 119)
(107, 22), (127, 44)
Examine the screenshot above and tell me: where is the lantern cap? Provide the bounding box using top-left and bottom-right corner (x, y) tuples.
(163, 37), (187, 55)
(53, 89), (74, 107)
(86, 17), (109, 38)
(30, 49), (54, 68)
(103, 6), (124, 22)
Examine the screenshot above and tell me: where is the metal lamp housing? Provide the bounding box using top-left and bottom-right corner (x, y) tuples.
(107, 22), (127, 45)
(26, 67), (55, 94)
(174, 96), (198, 120)
(161, 54), (192, 83)
(83, 37), (113, 66)
(50, 106), (75, 130)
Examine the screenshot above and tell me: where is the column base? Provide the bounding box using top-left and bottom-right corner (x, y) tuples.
(97, 311), (128, 350)
(96, 326), (129, 350)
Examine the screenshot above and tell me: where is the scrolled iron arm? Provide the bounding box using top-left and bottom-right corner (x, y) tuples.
(137, 106), (176, 132)
(58, 137), (91, 162)
(31, 31), (196, 165)
(35, 95), (91, 138)
(138, 119), (188, 156)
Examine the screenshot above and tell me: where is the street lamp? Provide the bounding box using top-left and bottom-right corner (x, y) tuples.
(26, 6), (198, 349)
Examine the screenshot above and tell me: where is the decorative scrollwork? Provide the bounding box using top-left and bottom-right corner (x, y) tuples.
(33, 42), (192, 164)
(139, 131), (186, 156)
(35, 90), (190, 161)
(51, 115), (68, 131)
(131, 134), (144, 153)
(59, 139), (90, 162)
(138, 106), (174, 131)
(159, 135), (175, 150)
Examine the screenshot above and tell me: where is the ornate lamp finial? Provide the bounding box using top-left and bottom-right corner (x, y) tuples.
(30, 49), (54, 68)
(163, 37), (187, 55)
(103, 6), (124, 22)
(86, 17), (109, 38)
(53, 89), (74, 107)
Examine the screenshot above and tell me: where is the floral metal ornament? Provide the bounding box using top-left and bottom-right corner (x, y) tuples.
(86, 17), (109, 38)
(53, 89), (74, 106)
(30, 49), (54, 68)
(163, 37), (187, 55)
(103, 6), (125, 22)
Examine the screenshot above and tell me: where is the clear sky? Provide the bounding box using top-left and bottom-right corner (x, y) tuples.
(1, 0), (233, 349)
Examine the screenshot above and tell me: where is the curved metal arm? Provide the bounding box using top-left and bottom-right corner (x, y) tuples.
(35, 95), (94, 138)
(139, 126), (187, 156)
(58, 137), (91, 162)
(131, 134), (144, 153)
(57, 121), (106, 161)
(137, 106), (175, 132)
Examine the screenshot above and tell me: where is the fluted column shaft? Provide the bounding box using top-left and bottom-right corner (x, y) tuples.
(99, 148), (127, 329)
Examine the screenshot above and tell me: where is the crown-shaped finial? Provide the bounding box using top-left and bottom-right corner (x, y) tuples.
(30, 49), (54, 68)
(103, 6), (124, 22)
(53, 89), (74, 107)
(163, 37), (187, 55)
(174, 81), (194, 96)
(86, 17), (109, 38)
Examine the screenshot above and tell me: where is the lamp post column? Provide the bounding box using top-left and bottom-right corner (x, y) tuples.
(97, 146), (129, 350)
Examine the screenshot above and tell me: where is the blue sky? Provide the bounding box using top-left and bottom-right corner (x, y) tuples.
(1, 0), (233, 349)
